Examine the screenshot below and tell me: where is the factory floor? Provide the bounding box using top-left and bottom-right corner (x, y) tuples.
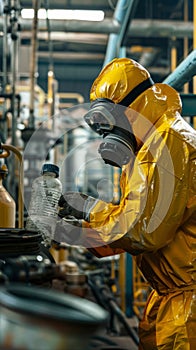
(90, 333), (139, 350)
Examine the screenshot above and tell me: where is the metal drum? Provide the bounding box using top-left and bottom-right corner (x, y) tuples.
(0, 228), (42, 259)
(0, 229), (55, 285)
(0, 284), (108, 350)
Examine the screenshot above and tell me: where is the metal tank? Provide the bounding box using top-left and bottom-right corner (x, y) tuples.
(0, 163), (16, 228)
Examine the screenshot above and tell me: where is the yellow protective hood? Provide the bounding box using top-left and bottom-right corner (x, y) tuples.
(90, 58), (182, 128)
(90, 58), (150, 103)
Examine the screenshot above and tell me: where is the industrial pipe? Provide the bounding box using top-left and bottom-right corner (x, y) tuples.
(103, 0), (139, 66)
(2, 1), (9, 90)
(29, 0), (40, 129)
(8, 0), (20, 147)
(163, 49), (196, 90)
(116, 0), (139, 55)
(0, 18), (194, 38)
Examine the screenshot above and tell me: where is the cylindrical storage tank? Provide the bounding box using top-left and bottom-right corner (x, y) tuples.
(0, 164), (16, 228)
(0, 284), (108, 350)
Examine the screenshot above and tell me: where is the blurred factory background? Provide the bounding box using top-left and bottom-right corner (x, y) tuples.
(1, 0), (195, 99)
(0, 1), (196, 349)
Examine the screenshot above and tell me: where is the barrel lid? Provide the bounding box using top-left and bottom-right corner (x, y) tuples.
(0, 284), (108, 325)
(41, 163), (59, 177)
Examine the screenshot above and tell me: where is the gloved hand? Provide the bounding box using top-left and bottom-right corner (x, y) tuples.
(58, 191), (97, 221)
(55, 216), (83, 246)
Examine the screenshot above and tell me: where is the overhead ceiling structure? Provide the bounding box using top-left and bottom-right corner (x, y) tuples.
(0, 0), (195, 102)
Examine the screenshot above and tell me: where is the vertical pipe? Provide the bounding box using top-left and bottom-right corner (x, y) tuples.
(116, 0), (139, 56)
(125, 253), (134, 317)
(46, 2), (55, 130)
(170, 37), (177, 72)
(3, 1), (9, 90)
(11, 42), (17, 147)
(47, 69), (54, 120)
(184, 0), (189, 93)
(29, 0), (40, 129)
(103, 0), (139, 67)
(193, 0), (196, 128)
(193, 0), (196, 76)
(193, 0), (196, 90)
(10, 0), (20, 147)
(113, 168), (121, 204)
(2, 1), (10, 141)
(119, 253), (126, 312)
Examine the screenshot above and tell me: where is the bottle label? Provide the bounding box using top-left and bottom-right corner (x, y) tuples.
(30, 185), (61, 217)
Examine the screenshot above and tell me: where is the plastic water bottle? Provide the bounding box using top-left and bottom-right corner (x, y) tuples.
(26, 163), (62, 247)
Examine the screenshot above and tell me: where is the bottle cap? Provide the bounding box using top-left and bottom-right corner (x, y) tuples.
(41, 163), (60, 178)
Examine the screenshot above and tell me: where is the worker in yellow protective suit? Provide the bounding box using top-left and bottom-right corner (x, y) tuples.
(57, 58), (196, 350)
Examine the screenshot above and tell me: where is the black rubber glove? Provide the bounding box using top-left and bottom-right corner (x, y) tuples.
(55, 216), (83, 246)
(58, 191), (97, 221)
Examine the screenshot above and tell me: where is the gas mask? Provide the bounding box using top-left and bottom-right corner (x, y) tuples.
(84, 76), (154, 168)
(84, 98), (136, 167)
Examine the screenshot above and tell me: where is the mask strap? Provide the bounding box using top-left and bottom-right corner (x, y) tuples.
(120, 77), (154, 107)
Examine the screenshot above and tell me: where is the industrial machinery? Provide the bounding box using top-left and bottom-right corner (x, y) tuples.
(0, 247), (139, 350)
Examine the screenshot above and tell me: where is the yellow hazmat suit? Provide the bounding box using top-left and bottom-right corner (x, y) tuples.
(83, 58), (196, 349)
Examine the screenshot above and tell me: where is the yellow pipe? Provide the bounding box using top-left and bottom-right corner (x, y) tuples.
(58, 92), (84, 105)
(111, 259), (117, 294)
(16, 84), (46, 117)
(113, 167), (121, 204)
(119, 253), (126, 312)
(171, 37), (177, 72)
(47, 69), (54, 119)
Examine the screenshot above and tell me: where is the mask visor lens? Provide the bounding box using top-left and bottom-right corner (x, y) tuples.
(84, 106), (116, 134)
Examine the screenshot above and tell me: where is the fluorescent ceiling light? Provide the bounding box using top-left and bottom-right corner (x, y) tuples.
(21, 9), (105, 21)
